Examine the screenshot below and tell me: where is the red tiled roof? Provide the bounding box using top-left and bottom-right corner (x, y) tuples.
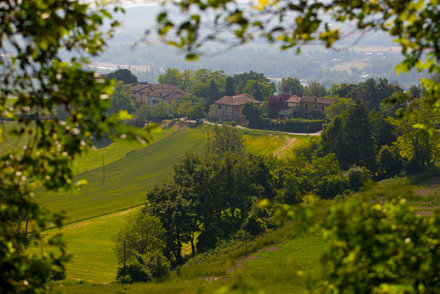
(301, 96), (333, 105)
(131, 83), (184, 101)
(286, 95), (301, 104)
(214, 94), (262, 106)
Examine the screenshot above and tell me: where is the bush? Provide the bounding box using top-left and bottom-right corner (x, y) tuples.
(316, 174), (347, 199)
(242, 214), (267, 236)
(117, 262), (150, 283)
(321, 198), (440, 293)
(405, 157), (423, 175)
(345, 165), (370, 191)
(116, 253), (170, 283)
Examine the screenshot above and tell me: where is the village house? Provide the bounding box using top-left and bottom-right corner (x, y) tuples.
(279, 95), (333, 119)
(208, 94), (262, 124)
(130, 83), (184, 106)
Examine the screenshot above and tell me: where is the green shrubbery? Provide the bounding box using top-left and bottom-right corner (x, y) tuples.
(321, 198), (440, 293)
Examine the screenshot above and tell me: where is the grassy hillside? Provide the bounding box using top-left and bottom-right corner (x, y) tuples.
(37, 125), (303, 224)
(56, 226), (324, 293)
(54, 173), (440, 291)
(51, 207), (142, 282)
(38, 127), (207, 223)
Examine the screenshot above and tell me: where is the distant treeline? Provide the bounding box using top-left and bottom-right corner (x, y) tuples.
(255, 118), (323, 133)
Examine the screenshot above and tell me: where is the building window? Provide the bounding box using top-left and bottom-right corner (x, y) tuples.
(218, 104), (221, 110)
(315, 104), (318, 109)
(153, 99), (156, 104)
(322, 106), (324, 111)
(305, 104), (308, 109)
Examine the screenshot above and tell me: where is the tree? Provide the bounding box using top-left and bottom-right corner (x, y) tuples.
(206, 125), (245, 155)
(353, 78), (402, 111)
(243, 80), (274, 100)
(207, 79), (221, 107)
(113, 210), (166, 266)
(267, 93), (289, 118)
(304, 81), (327, 97)
(329, 83), (356, 98)
(107, 69), (138, 84)
(0, 1), (152, 292)
(147, 181), (196, 264)
(108, 82), (136, 114)
(232, 71), (271, 94)
(279, 77), (304, 97)
(158, 68), (183, 88)
(225, 76), (235, 96)
(388, 101), (440, 166)
(324, 97), (355, 122)
(322, 103), (375, 170)
(113, 210), (169, 283)
(242, 102), (263, 128)
(176, 97), (205, 119)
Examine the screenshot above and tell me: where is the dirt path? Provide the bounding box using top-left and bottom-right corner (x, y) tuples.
(226, 246), (280, 274)
(273, 137), (297, 158)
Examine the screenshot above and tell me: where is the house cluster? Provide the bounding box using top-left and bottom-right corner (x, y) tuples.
(208, 93), (333, 123)
(278, 95), (333, 120)
(130, 83), (332, 123)
(131, 82), (184, 106)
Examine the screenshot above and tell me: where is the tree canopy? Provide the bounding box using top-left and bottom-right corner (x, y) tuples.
(107, 69), (138, 84)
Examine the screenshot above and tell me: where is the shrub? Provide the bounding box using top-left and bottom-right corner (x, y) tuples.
(116, 252), (170, 283)
(345, 165), (370, 191)
(321, 198), (440, 293)
(316, 174), (347, 199)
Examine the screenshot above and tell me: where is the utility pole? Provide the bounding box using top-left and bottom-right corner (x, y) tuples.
(123, 240), (126, 270)
(245, 229), (248, 255)
(102, 153), (105, 185)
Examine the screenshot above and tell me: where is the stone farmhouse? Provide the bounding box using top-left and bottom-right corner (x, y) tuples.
(208, 94), (262, 124)
(130, 83), (184, 106)
(279, 95), (333, 119)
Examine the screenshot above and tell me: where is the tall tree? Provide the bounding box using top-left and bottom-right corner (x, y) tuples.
(207, 79), (221, 107)
(206, 126), (245, 155)
(322, 103), (375, 170)
(304, 81), (327, 97)
(225, 76), (235, 96)
(232, 71), (271, 94)
(353, 78), (402, 111)
(107, 68), (138, 84)
(108, 82), (135, 114)
(243, 80), (274, 100)
(388, 101), (440, 166)
(267, 93), (290, 118)
(279, 77), (304, 96)
(158, 68), (183, 88)
(329, 83), (356, 98)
